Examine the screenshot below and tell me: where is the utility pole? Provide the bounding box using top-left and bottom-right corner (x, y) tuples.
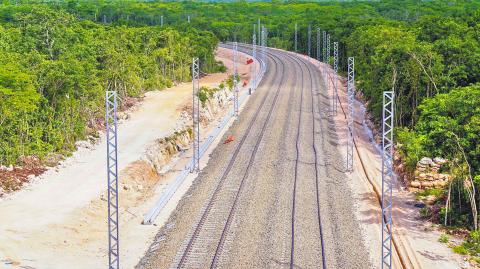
(322, 31), (327, 62)
(161, 15), (163, 26)
(188, 15), (190, 23)
(191, 58), (200, 172)
(233, 42), (239, 116)
(333, 42), (339, 115)
(316, 27), (321, 61)
(262, 26), (267, 69)
(252, 32), (257, 91)
(258, 18), (261, 46)
(106, 90), (119, 269)
(381, 91), (395, 269)
(307, 24), (311, 58)
(327, 34), (331, 64)
(294, 23), (298, 52)
(346, 57), (355, 172)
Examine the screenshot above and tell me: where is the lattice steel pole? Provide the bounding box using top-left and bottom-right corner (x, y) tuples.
(252, 33), (257, 90)
(381, 91), (395, 269)
(307, 24), (311, 58)
(316, 27), (321, 61)
(106, 90), (119, 269)
(346, 57), (355, 172)
(262, 27), (267, 69)
(260, 27), (264, 62)
(326, 34), (331, 64)
(322, 31), (327, 62)
(258, 19), (261, 46)
(233, 42), (239, 116)
(294, 23), (297, 52)
(332, 42), (339, 115)
(191, 58), (200, 172)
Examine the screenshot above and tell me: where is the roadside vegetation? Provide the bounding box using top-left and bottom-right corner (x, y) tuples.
(0, 4), (221, 168)
(1, 0), (480, 259)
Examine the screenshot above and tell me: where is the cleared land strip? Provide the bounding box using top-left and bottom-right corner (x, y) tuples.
(137, 47), (372, 269)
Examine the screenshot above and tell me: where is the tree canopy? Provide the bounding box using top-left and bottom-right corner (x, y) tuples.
(0, 4), (221, 165)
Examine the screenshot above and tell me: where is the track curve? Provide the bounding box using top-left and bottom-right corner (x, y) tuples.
(137, 46), (373, 269)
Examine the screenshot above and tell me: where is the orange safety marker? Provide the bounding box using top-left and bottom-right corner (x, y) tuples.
(223, 135), (235, 144)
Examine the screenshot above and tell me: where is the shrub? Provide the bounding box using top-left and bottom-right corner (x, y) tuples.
(439, 234), (449, 243)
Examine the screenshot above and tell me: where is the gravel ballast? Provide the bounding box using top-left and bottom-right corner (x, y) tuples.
(137, 48), (372, 269)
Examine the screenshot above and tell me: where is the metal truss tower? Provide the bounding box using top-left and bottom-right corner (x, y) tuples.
(261, 27), (267, 68)
(316, 27), (321, 61)
(326, 34), (331, 64)
(346, 57), (355, 172)
(106, 90), (119, 269)
(307, 24), (311, 57)
(258, 19), (261, 45)
(252, 33), (257, 90)
(233, 42), (239, 116)
(191, 58), (200, 172)
(332, 42), (339, 115)
(294, 23), (298, 52)
(322, 31), (327, 62)
(381, 91), (395, 269)
(161, 15), (164, 26)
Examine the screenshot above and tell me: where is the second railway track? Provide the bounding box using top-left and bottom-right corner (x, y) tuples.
(286, 52), (327, 269)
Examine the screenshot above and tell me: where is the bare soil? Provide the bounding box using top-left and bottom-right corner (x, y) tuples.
(0, 47), (255, 269)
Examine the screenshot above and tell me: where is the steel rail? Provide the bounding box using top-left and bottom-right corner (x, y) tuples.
(301, 55), (328, 269)
(175, 50), (286, 268)
(287, 51), (304, 269)
(283, 52), (327, 269)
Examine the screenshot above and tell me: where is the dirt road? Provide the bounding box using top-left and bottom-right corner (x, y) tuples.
(137, 47), (372, 268)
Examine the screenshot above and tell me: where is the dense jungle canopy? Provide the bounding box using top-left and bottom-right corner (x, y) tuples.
(0, 0), (479, 229)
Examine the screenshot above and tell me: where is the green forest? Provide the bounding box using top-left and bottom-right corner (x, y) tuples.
(0, 2), (222, 166)
(0, 0), (479, 244)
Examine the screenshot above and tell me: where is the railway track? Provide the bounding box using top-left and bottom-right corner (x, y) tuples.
(171, 49), (290, 269)
(289, 51), (304, 269)
(303, 56), (328, 269)
(139, 45), (372, 269)
(285, 53), (328, 269)
(209, 50), (290, 268)
(173, 48), (332, 269)
(286, 54), (327, 269)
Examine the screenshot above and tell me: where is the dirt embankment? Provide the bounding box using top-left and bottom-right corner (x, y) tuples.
(0, 46), (256, 197)
(0, 46), (257, 269)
